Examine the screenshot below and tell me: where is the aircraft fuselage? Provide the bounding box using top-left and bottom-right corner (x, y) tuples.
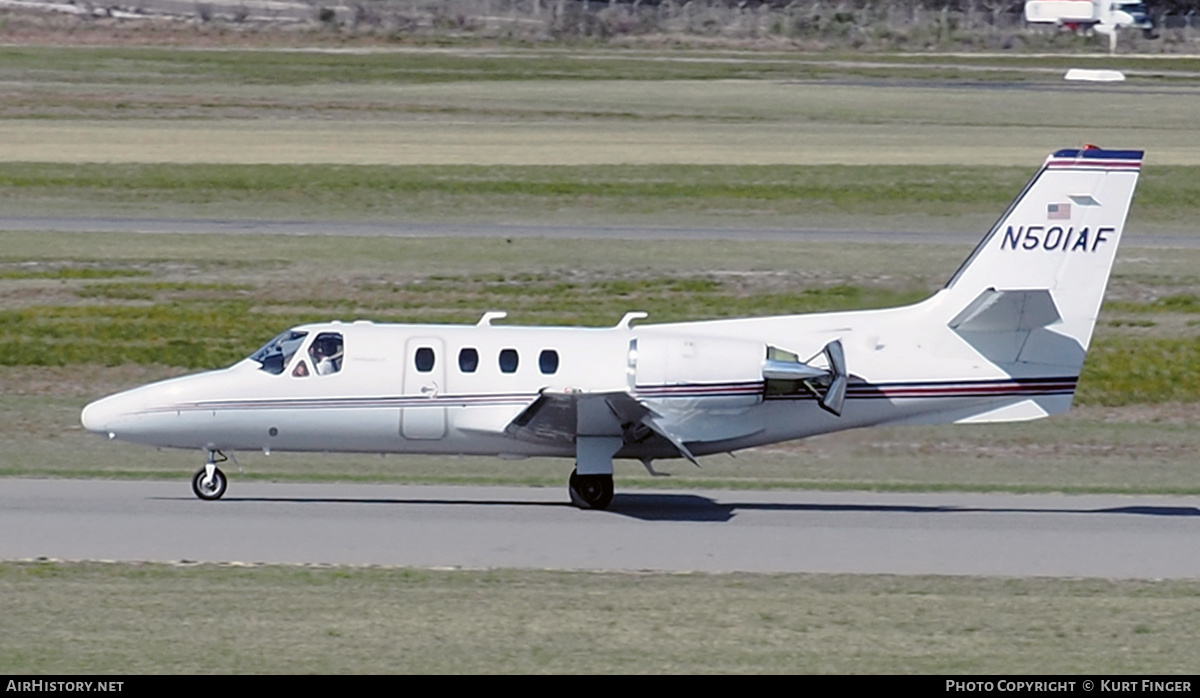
(79, 147), (1144, 509)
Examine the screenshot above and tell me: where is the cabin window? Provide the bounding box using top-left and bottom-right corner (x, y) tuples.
(309, 332), (344, 376)
(499, 348), (519, 374)
(249, 330), (308, 375)
(292, 360), (311, 378)
(538, 349), (559, 375)
(458, 348), (479, 373)
(414, 346), (436, 373)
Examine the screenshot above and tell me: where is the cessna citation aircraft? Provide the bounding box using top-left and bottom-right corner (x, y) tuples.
(81, 147), (1142, 510)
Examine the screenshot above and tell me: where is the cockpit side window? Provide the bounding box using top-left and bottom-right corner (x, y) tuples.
(249, 330), (309, 375)
(309, 332), (344, 376)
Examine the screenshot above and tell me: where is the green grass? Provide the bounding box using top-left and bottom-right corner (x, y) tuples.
(1110, 294), (1200, 314)
(1079, 338), (1200, 406)
(2, 561), (1197, 673)
(0, 303), (262, 368)
(0, 278), (931, 368)
(74, 281), (252, 301)
(0, 267), (150, 280)
(0, 162), (1195, 226)
(0, 162), (1036, 202)
(0, 231), (970, 275)
(0, 162), (1040, 216)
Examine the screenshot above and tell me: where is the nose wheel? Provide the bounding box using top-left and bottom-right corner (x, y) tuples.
(568, 468), (613, 510)
(192, 452), (228, 500)
(191, 466), (227, 500)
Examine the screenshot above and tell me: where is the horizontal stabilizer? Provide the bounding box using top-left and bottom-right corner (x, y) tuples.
(954, 399), (1051, 424)
(950, 288), (1062, 333)
(949, 289), (1084, 371)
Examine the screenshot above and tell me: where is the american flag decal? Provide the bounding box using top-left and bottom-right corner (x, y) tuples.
(1047, 203), (1071, 220)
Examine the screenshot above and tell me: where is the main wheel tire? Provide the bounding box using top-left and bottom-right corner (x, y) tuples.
(568, 468), (613, 510)
(191, 466), (227, 501)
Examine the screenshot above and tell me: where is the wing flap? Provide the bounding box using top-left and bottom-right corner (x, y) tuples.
(504, 389), (700, 465)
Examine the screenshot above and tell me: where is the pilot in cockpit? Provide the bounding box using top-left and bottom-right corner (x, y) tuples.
(310, 333), (344, 376)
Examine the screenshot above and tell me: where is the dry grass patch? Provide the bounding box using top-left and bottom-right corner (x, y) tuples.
(2, 561), (1198, 674)
(2, 118), (1198, 166)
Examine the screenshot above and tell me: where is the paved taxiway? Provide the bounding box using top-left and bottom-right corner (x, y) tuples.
(3, 478), (1198, 578)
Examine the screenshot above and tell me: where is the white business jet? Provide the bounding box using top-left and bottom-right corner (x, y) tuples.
(81, 147), (1143, 510)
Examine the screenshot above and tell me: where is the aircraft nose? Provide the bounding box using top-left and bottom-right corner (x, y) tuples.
(81, 394), (128, 436)
(81, 393), (145, 436)
(80, 369), (239, 447)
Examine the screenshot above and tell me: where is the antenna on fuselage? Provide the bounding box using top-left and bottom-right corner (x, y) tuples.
(477, 311), (507, 327)
(616, 311), (648, 329)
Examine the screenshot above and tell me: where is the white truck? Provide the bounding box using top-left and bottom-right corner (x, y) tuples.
(1025, 0), (1154, 50)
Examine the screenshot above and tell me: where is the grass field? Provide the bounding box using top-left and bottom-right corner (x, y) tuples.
(3, 561), (1198, 674)
(0, 46), (1198, 168)
(0, 161), (1198, 229)
(2, 98), (1198, 167)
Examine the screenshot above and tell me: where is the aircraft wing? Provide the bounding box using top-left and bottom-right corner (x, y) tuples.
(504, 389), (700, 466)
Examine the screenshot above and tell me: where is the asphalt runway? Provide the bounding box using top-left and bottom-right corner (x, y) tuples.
(3, 478), (1198, 578)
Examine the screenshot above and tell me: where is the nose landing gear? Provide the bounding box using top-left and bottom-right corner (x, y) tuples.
(191, 451), (228, 501)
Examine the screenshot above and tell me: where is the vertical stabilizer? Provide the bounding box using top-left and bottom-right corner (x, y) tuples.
(938, 147), (1142, 369)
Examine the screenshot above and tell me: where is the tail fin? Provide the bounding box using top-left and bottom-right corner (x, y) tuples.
(935, 147), (1142, 377)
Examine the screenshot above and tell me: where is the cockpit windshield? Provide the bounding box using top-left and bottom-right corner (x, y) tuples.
(248, 330), (308, 375)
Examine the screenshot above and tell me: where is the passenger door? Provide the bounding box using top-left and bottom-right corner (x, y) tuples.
(401, 337), (446, 440)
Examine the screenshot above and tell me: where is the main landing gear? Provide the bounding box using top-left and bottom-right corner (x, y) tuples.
(191, 450), (228, 501)
(569, 468), (614, 510)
